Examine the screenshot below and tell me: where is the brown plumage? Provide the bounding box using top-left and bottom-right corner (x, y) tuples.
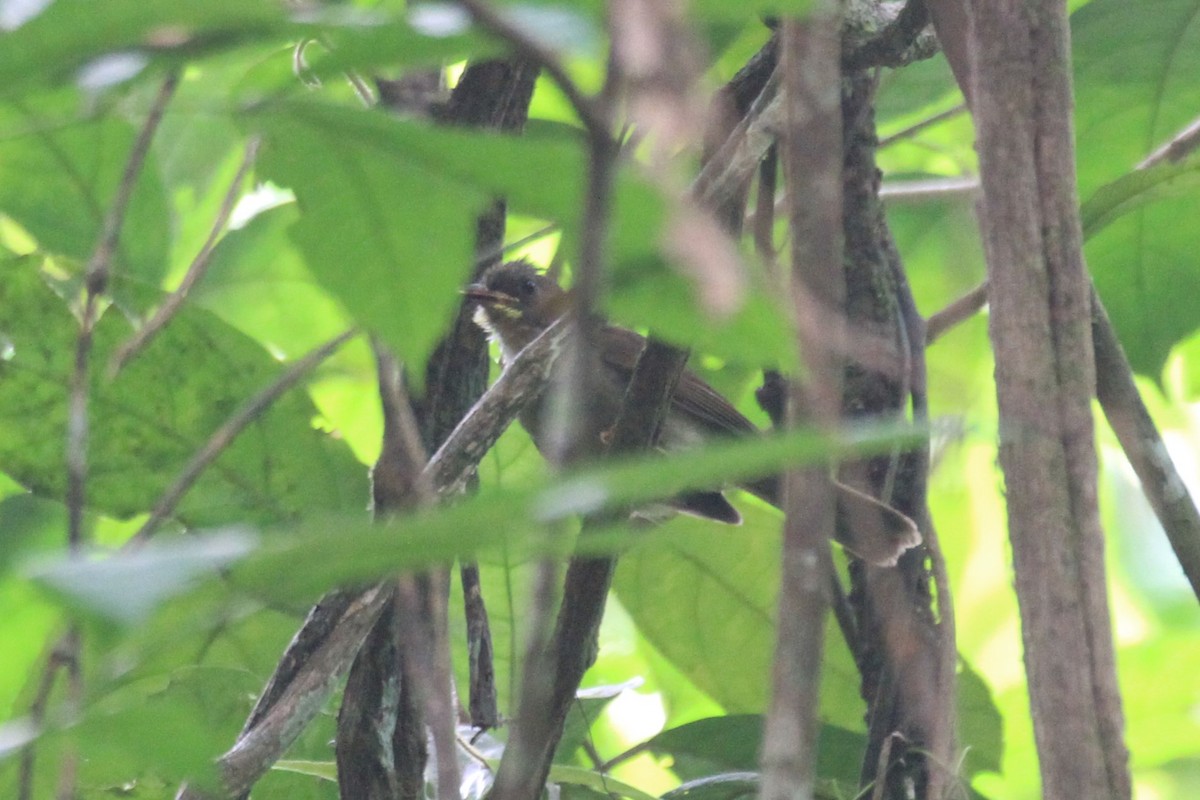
(467, 260), (921, 566)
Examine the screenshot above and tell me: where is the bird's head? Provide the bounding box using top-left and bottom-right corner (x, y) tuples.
(466, 260), (569, 358)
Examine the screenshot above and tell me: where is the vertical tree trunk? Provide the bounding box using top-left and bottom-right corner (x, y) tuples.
(969, 1), (1130, 797)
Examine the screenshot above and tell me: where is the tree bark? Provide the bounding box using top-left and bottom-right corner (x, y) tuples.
(969, 1), (1130, 797)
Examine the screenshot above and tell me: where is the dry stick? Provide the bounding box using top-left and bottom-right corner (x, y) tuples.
(110, 136), (262, 375)
(129, 328), (357, 545)
(694, 72), (782, 212)
(426, 318), (569, 494)
(67, 71), (179, 550)
(759, 11), (844, 800)
(16, 634), (76, 800)
(925, 280), (989, 344)
(877, 103), (967, 149)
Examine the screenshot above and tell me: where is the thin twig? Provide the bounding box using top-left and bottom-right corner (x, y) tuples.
(877, 103), (966, 148)
(129, 329), (357, 545)
(925, 280), (988, 344)
(1137, 113), (1200, 169)
(57, 71), (178, 800)
(67, 71), (179, 551)
(110, 136), (262, 375)
(879, 175), (978, 203)
(17, 632), (75, 800)
(457, 0), (607, 137)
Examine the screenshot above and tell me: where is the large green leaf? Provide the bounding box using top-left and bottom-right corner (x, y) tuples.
(250, 103), (501, 381)
(1072, 0), (1200, 375)
(0, 257), (365, 526)
(611, 502), (866, 729)
(26, 419), (917, 618)
(192, 203), (352, 354)
(0, 94), (170, 286)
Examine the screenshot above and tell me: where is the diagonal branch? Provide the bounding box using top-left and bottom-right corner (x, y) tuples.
(129, 328), (358, 545)
(110, 136), (262, 375)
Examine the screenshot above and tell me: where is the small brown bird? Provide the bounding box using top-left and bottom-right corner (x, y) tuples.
(467, 260), (920, 566)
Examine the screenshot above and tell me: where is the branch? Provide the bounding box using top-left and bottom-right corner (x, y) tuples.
(925, 280), (988, 344)
(68, 71), (179, 550)
(177, 585), (393, 800)
(55, 71), (178, 800)
(426, 317), (569, 494)
(760, 10), (844, 800)
(1137, 113), (1200, 169)
(843, 0), (937, 71)
(1092, 293), (1200, 600)
(110, 136), (261, 375)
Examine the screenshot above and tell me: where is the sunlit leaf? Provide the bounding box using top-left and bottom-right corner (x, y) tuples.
(1073, 0), (1200, 375)
(0, 93), (170, 286)
(0, 257), (366, 525)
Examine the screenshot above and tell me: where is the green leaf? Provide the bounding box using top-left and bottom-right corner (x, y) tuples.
(958, 658), (1003, 776)
(1080, 159), (1200, 240)
(612, 503), (866, 728)
(28, 528), (256, 625)
(1086, 196), (1200, 376)
(251, 103), (494, 381)
(0, 257), (366, 526)
(191, 203), (352, 354)
(0, 0), (288, 94)
(660, 772), (758, 800)
(274, 760), (338, 782)
(1072, 0), (1200, 199)
(547, 763), (659, 800)
(1072, 0), (1200, 375)
(228, 420), (918, 602)
(0, 93), (170, 286)
(643, 715), (864, 788)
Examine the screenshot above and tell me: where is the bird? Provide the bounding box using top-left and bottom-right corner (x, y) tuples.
(466, 260), (921, 566)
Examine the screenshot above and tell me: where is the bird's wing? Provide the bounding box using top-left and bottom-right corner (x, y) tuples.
(598, 326), (759, 436)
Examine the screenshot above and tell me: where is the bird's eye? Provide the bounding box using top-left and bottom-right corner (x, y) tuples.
(520, 278), (538, 297)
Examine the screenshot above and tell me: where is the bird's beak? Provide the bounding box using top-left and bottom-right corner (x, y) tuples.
(463, 283), (516, 308)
